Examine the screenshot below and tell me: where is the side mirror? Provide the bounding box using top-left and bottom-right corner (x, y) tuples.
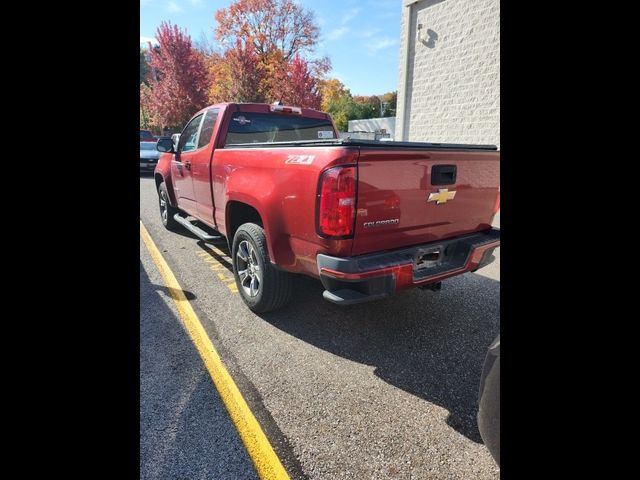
(157, 137), (175, 153)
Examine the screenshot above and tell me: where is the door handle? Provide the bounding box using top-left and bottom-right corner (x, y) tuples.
(431, 164), (456, 185)
(184, 160), (192, 171)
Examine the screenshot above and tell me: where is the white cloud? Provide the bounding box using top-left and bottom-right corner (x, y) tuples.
(359, 28), (382, 39)
(327, 27), (348, 41)
(367, 37), (398, 56)
(324, 7), (361, 42)
(167, 1), (183, 12)
(341, 8), (361, 25)
(140, 36), (159, 46)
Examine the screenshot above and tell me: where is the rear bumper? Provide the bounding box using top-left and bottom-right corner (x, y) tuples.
(317, 228), (500, 305)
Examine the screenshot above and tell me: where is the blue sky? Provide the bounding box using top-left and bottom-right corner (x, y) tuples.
(140, 0), (401, 96)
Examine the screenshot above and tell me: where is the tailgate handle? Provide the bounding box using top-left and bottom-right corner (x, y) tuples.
(431, 164), (457, 185)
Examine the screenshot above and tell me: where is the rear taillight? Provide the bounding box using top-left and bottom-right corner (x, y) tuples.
(317, 166), (357, 238)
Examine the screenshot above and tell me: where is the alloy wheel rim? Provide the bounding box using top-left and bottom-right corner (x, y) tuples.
(160, 191), (167, 222)
(236, 240), (261, 297)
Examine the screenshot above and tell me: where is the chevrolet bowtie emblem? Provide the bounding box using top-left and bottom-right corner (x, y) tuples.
(427, 188), (457, 204)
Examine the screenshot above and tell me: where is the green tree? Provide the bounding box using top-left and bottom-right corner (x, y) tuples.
(324, 90), (399, 131)
(352, 95), (379, 118)
(140, 48), (149, 84)
(319, 78), (350, 113)
(381, 91), (397, 117)
(325, 95), (359, 131)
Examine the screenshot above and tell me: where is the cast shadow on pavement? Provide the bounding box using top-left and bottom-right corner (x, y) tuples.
(259, 271), (500, 444)
(196, 241), (234, 272)
(148, 282), (197, 300)
(140, 261), (258, 480)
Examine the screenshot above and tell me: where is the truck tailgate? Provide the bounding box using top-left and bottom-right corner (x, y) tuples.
(352, 148), (499, 256)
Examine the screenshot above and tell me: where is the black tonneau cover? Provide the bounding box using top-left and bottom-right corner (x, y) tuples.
(224, 138), (498, 151)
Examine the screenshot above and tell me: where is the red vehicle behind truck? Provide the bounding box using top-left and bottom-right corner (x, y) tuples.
(154, 102), (500, 313)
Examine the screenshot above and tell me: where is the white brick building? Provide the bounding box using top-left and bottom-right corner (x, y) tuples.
(395, 0), (499, 146)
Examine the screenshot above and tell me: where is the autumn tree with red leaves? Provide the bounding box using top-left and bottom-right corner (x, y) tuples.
(271, 55), (321, 109)
(208, 39), (267, 104)
(210, 0), (329, 108)
(215, 0), (319, 61)
(142, 2), (336, 125)
(145, 22), (209, 130)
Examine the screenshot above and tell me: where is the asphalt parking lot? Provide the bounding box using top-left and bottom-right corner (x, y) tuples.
(140, 244), (258, 479)
(140, 173), (500, 479)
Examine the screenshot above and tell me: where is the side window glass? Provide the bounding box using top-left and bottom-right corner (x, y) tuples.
(178, 114), (203, 153)
(197, 109), (219, 149)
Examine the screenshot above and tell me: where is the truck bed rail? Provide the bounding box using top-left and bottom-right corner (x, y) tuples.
(224, 138), (498, 151)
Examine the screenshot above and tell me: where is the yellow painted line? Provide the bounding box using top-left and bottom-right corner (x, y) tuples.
(209, 245), (229, 257)
(205, 258), (224, 264)
(197, 247), (237, 294)
(140, 221), (290, 480)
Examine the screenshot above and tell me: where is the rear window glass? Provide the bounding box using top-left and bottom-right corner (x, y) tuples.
(224, 113), (335, 146)
(140, 130), (154, 140)
(140, 142), (156, 150)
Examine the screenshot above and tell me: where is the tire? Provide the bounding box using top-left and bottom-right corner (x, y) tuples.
(158, 182), (180, 231)
(232, 223), (293, 313)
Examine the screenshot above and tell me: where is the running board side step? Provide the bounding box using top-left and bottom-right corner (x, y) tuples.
(173, 213), (226, 243)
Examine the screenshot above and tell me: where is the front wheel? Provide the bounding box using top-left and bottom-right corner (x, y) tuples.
(158, 182), (179, 231)
(232, 223), (293, 313)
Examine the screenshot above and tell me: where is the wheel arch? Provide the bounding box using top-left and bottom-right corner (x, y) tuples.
(226, 200), (263, 251)
(155, 172), (177, 207)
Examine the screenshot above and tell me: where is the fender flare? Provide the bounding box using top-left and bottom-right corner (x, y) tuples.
(225, 193), (291, 266)
(154, 172), (177, 207)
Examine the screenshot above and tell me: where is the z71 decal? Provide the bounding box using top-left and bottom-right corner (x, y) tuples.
(285, 155), (315, 165)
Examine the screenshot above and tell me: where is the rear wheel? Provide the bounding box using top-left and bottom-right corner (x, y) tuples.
(232, 223), (293, 313)
(158, 182), (179, 231)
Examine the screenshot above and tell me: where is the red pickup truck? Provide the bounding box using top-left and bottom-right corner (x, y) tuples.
(154, 102), (500, 313)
